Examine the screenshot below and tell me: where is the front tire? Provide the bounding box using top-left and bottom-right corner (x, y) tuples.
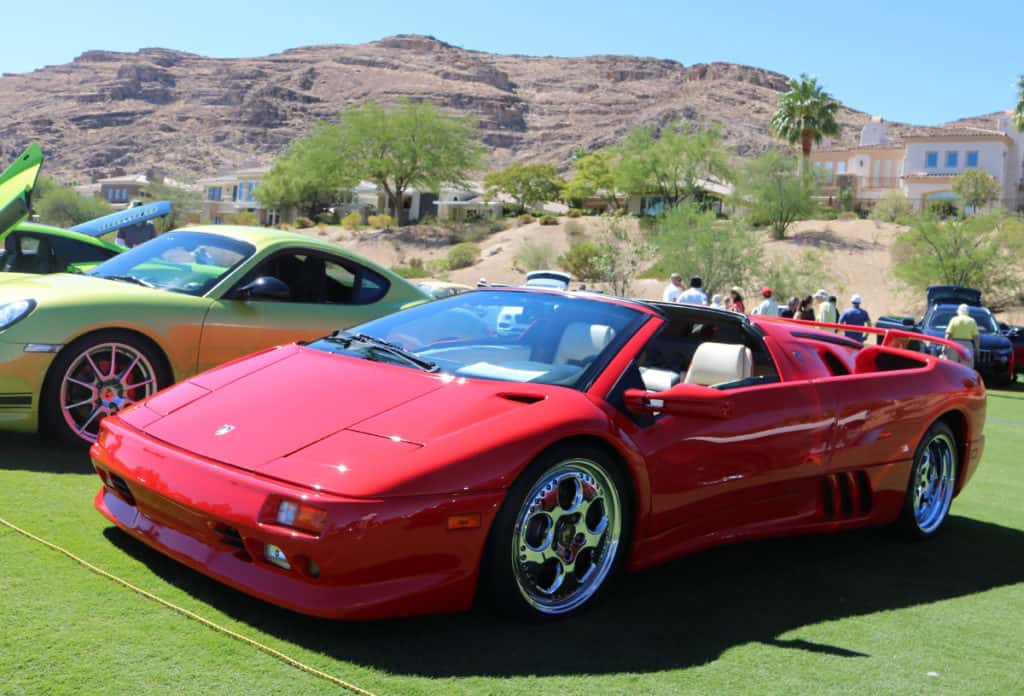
(898, 421), (958, 539)
(482, 443), (632, 619)
(42, 331), (169, 446)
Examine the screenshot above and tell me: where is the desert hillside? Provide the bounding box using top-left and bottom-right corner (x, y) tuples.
(0, 34), (999, 182)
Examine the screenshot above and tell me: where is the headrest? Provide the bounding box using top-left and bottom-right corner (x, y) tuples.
(555, 322), (615, 364)
(684, 342), (752, 387)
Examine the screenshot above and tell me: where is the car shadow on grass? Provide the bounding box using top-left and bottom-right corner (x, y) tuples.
(3, 433), (93, 474)
(102, 514), (1024, 677)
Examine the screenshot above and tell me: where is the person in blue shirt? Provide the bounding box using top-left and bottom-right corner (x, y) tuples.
(839, 294), (871, 342)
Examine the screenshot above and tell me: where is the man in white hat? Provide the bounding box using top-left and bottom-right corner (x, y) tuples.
(815, 289), (838, 331)
(839, 293), (871, 343)
(944, 304), (980, 367)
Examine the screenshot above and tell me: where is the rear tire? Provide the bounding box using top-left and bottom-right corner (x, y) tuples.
(42, 330), (170, 447)
(898, 421), (958, 539)
(481, 442), (632, 619)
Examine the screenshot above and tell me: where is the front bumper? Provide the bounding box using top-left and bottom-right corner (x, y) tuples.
(0, 341), (56, 433)
(91, 418), (505, 620)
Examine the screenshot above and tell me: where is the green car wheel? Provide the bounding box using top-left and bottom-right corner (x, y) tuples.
(42, 330), (171, 446)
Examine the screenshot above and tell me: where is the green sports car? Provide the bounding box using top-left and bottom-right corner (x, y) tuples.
(0, 217), (429, 444)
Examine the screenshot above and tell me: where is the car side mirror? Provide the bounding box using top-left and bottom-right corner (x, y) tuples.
(901, 317), (915, 327)
(998, 321), (1010, 333)
(236, 276), (291, 301)
(623, 383), (734, 419)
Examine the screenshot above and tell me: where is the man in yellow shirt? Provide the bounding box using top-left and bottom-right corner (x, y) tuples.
(944, 304), (980, 367)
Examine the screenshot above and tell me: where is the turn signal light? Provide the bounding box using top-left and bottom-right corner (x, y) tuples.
(447, 513), (482, 530)
(275, 500), (328, 534)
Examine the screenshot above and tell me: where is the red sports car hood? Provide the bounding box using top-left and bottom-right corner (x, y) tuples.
(137, 345), (575, 497)
(141, 346), (446, 468)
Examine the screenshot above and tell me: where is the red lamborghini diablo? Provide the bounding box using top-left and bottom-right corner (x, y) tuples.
(91, 289), (986, 620)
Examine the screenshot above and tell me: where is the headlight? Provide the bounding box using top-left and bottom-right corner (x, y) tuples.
(0, 299), (36, 331)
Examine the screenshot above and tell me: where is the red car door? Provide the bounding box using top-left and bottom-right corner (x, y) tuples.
(634, 379), (831, 539)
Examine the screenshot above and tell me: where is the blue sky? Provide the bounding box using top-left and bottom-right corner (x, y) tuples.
(5, 0), (1021, 125)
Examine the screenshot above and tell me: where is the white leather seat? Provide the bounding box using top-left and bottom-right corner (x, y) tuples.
(639, 367), (681, 392)
(555, 323), (615, 364)
(684, 342), (753, 387)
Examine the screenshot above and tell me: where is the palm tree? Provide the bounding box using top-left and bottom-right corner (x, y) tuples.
(1013, 76), (1024, 132)
(770, 74), (840, 171)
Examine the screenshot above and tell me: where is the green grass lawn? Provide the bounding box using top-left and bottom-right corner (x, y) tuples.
(3, 387), (1024, 695)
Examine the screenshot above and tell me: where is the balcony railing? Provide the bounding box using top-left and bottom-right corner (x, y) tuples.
(818, 176), (901, 192)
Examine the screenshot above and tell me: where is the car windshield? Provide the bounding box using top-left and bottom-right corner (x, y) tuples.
(86, 231), (255, 296)
(928, 307), (999, 334)
(306, 289), (648, 388)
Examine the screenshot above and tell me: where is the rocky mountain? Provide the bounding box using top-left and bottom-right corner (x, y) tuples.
(0, 34), (995, 182)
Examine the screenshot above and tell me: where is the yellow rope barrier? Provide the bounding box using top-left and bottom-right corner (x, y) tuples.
(0, 515), (378, 696)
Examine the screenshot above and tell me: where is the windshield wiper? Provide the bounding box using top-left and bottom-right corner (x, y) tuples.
(98, 274), (157, 289)
(327, 331), (439, 373)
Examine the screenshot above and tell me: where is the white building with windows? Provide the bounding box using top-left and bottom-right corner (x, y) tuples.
(812, 112), (1024, 211)
(197, 166), (281, 225)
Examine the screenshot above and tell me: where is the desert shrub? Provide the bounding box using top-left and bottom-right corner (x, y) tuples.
(315, 212), (334, 225)
(418, 214), (437, 226)
(564, 219), (586, 242)
(870, 191), (914, 223)
(233, 211), (259, 226)
(518, 213), (535, 226)
(539, 215), (559, 226)
(341, 212), (362, 228)
(392, 263), (431, 279)
(294, 216), (315, 229)
(759, 248), (835, 302)
(446, 242), (481, 270)
(647, 204), (762, 295)
(817, 207), (840, 220)
(368, 214), (394, 229)
(515, 239), (558, 272)
(558, 241), (604, 281)
(530, 210), (547, 218)
(567, 208), (583, 218)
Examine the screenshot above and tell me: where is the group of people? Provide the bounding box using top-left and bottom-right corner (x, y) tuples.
(661, 273), (873, 342)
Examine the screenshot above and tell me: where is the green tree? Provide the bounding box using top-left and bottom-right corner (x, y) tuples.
(892, 213), (1022, 305)
(770, 74), (840, 171)
(484, 162), (564, 213)
(1014, 76), (1024, 132)
(651, 204), (763, 297)
(332, 100), (484, 223)
(594, 220), (652, 296)
(562, 150), (617, 210)
(613, 124), (731, 205)
(32, 177), (113, 227)
(258, 101), (484, 224)
(255, 123), (361, 218)
(952, 168), (1001, 214)
(737, 151), (816, 239)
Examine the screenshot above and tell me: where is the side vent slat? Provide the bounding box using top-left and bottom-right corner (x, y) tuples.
(822, 470), (874, 520)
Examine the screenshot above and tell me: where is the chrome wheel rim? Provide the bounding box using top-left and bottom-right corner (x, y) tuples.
(59, 342), (157, 443)
(913, 432), (957, 534)
(512, 459), (622, 615)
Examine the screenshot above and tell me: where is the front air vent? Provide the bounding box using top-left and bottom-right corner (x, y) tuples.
(108, 474), (136, 505)
(822, 470), (873, 519)
(212, 524), (252, 561)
